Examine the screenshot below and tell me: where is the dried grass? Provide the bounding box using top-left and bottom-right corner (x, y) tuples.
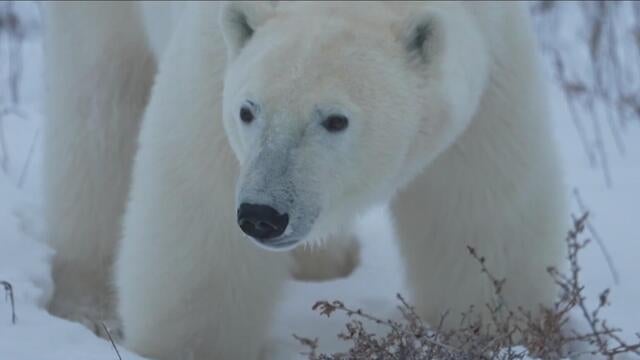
(296, 214), (640, 360)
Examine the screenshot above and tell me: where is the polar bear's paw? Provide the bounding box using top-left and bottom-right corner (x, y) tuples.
(48, 294), (122, 341)
(84, 317), (123, 342)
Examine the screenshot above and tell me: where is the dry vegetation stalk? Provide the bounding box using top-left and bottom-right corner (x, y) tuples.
(296, 213), (640, 360)
(1, 280), (16, 325)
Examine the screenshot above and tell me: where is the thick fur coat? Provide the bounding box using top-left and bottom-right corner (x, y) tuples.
(43, 2), (565, 359)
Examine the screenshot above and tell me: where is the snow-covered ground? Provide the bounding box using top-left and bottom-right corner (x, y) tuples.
(1, 4), (638, 360)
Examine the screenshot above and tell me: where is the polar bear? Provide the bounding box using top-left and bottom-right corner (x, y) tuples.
(42, 1), (565, 359)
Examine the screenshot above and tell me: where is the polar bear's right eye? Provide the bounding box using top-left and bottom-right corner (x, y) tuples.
(239, 106), (255, 124)
(322, 114), (349, 133)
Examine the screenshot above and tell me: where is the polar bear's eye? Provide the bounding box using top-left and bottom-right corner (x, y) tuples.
(322, 115), (349, 133)
(239, 106), (255, 124)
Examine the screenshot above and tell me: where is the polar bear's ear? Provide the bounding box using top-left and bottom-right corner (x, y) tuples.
(397, 9), (444, 64)
(220, 1), (276, 60)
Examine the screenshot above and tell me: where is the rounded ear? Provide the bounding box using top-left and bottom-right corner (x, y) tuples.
(396, 9), (445, 65)
(395, 4), (489, 148)
(220, 1), (276, 60)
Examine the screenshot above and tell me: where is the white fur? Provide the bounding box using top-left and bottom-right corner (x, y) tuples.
(42, 1), (155, 330)
(391, 3), (567, 326)
(116, 4), (287, 359)
(290, 231), (361, 282)
(43, 1), (565, 359)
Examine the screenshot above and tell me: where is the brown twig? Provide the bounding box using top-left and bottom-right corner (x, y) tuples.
(296, 212), (640, 359)
(1, 280), (16, 325)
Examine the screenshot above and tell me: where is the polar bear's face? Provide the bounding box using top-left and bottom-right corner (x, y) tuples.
(220, 2), (488, 250)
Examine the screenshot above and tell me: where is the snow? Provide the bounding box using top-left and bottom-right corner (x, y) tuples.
(1, 5), (639, 360)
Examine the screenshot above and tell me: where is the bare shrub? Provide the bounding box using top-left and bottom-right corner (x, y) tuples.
(0, 1), (40, 176)
(296, 213), (640, 360)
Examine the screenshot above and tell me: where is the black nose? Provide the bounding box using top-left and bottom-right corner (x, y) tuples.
(237, 203), (289, 241)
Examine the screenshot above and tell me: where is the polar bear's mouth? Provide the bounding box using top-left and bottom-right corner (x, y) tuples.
(249, 237), (300, 251)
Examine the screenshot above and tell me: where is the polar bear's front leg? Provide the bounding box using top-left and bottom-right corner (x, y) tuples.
(42, 2), (154, 332)
(115, 164), (288, 359)
(391, 138), (564, 331)
(117, 242), (286, 360)
(115, 79), (288, 359)
(113, 4), (289, 357)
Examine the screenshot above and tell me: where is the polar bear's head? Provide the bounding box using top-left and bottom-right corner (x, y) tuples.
(220, 2), (488, 250)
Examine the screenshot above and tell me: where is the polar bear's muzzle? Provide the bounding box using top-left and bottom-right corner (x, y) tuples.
(235, 141), (320, 251)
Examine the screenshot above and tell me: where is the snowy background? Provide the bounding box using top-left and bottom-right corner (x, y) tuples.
(0, 2), (638, 359)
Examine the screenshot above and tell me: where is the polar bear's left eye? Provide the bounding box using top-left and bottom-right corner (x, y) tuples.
(239, 106), (255, 124)
(322, 115), (349, 133)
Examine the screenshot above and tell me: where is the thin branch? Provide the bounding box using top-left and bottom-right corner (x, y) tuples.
(0, 112), (9, 175)
(1, 280), (16, 325)
(101, 322), (123, 360)
(572, 188), (620, 284)
(17, 129), (38, 188)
